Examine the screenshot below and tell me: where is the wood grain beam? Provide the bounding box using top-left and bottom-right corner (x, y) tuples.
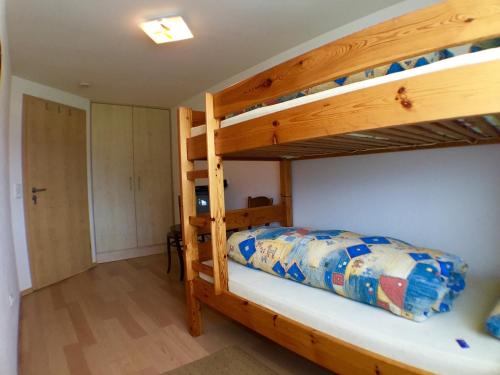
(190, 205), (286, 233)
(213, 60), (500, 156)
(192, 110), (206, 127)
(213, 0), (500, 118)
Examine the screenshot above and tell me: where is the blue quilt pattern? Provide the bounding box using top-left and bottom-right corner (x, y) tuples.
(227, 227), (468, 322)
(486, 300), (500, 339)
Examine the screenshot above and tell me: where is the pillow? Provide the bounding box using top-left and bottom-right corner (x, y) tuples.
(486, 299), (500, 339)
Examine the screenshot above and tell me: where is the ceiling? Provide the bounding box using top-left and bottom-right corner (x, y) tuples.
(7, 0), (402, 108)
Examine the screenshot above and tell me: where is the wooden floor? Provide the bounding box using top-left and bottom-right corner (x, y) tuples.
(20, 254), (330, 374)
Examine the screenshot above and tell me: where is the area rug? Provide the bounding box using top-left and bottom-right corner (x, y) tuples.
(164, 346), (278, 375)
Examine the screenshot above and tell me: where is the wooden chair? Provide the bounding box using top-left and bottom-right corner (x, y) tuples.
(166, 196), (207, 281)
(247, 196), (273, 229)
(166, 196), (186, 281)
(166, 224), (184, 281)
(247, 196), (273, 208)
(167, 196), (275, 281)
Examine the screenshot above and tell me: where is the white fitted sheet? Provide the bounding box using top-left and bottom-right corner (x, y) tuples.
(201, 260), (500, 375)
(191, 47), (500, 137)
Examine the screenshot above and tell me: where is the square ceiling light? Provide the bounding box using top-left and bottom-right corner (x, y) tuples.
(140, 16), (193, 44)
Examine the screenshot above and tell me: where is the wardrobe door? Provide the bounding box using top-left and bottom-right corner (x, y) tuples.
(133, 107), (172, 247)
(92, 104), (138, 253)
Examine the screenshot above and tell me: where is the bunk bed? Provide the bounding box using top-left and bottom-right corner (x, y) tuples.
(177, 1), (500, 374)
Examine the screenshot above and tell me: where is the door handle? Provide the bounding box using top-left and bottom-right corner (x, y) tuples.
(31, 187), (47, 205)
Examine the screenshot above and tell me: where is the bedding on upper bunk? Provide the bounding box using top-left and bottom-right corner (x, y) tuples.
(227, 227), (468, 322)
(191, 40), (500, 138)
(226, 38), (500, 118)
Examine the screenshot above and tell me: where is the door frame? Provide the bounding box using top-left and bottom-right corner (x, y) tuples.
(21, 94), (95, 289)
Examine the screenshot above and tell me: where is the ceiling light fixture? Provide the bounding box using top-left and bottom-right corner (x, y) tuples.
(140, 16), (193, 44)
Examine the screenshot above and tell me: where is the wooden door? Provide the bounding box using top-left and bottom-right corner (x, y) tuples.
(133, 107), (172, 247)
(23, 95), (92, 289)
(91, 103), (137, 253)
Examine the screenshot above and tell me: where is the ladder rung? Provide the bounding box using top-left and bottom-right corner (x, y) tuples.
(192, 110), (206, 127)
(192, 261), (214, 277)
(189, 216), (209, 228)
(198, 241), (212, 262)
(187, 169), (208, 181)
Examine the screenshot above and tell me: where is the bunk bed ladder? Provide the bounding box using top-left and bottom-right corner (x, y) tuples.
(204, 93), (229, 295)
(178, 107), (203, 336)
(179, 99), (294, 335)
(178, 101), (230, 335)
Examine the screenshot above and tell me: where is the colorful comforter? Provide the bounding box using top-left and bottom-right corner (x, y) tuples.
(227, 227), (468, 322)
(486, 300), (500, 339)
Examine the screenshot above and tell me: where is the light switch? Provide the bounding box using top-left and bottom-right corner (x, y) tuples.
(14, 183), (22, 199)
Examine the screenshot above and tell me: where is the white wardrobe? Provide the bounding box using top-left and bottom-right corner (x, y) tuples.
(91, 103), (173, 261)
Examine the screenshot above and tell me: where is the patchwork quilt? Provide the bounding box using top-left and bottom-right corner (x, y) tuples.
(486, 300), (500, 339)
(227, 227), (468, 322)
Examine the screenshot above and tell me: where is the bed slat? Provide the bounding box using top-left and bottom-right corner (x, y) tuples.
(187, 169), (209, 180)
(439, 120), (485, 140)
(192, 261), (214, 277)
(467, 117), (500, 137)
(187, 135), (207, 160)
(192, 110), (206, 127)
(398, 125), (452, 143)
(190, 205), (286, 233)
(197, 242), (213, 262)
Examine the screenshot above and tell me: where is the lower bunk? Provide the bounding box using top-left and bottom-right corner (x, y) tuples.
(196, 260), (499, 375)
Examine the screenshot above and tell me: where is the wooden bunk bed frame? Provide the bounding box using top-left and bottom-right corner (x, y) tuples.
(178, 1), (500, 374)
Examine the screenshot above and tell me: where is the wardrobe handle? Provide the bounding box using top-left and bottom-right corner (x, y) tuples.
(129, 177), (133, 191)
(138, 176), (141, 191)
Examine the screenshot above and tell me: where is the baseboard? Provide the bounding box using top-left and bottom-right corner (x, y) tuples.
(96, 244), (165, 263)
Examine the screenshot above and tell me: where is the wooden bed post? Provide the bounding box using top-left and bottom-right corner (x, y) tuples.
(280, 160), (293, 227)
(177, 107), (203, 336)
(205, 93), (229, 295)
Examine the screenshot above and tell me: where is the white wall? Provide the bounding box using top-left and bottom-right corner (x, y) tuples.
(192, 160), (280, 210)
(9, 76), (95, 291)
(294, 146), (500, 278)
(170, 0), (500, 278)
(0, 0), (20, 373)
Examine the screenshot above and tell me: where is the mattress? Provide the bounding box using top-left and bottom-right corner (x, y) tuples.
(200, 260), (500, 375)
(190, 47), (500, 137)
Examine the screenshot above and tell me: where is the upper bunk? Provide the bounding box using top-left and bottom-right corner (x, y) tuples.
(185, 0), (500, 161)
